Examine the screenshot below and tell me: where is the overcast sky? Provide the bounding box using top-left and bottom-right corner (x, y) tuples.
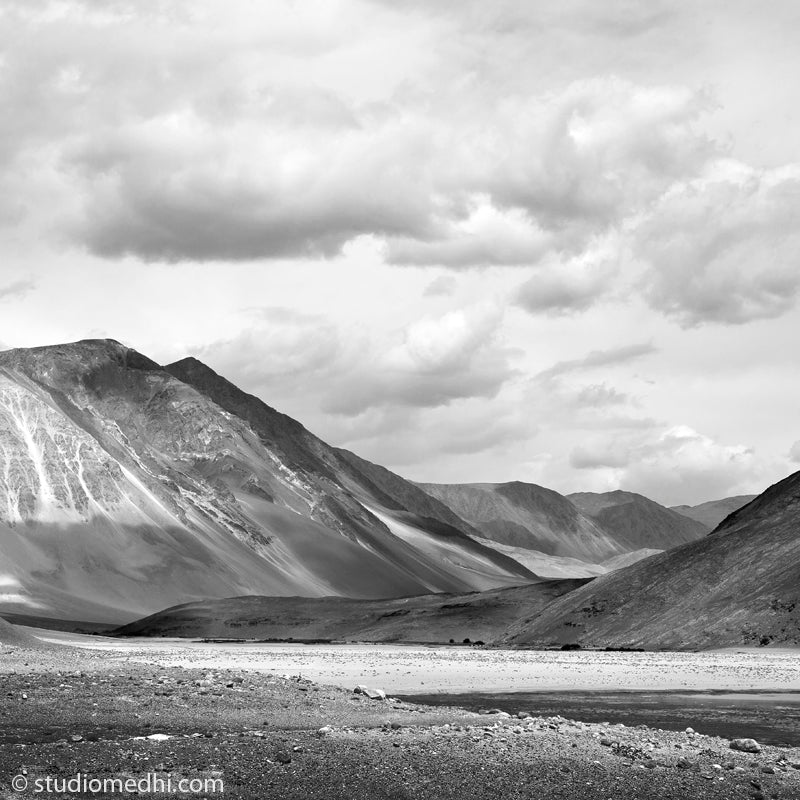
(1, 0), (799, 505)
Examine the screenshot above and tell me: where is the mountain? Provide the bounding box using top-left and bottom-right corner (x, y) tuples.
(0, 340), (536, 624)
(113, 579), (590, 644)
(567, 490), (708, 550)
(503, 470), (800, 649)
(417, 482), (625, 562)
(671, 495), (757, 530)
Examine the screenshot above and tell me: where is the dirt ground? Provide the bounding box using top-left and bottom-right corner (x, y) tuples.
(1, 641), (799, 800)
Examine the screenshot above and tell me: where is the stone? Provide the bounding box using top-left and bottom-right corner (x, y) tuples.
(317, 726), (333, 737)
(730, 738), (761, 753)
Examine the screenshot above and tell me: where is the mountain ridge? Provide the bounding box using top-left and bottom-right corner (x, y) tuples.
(0, 339), (536, 623)
(501, 470), (800, 649)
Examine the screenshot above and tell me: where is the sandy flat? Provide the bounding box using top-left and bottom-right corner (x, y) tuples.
(18, 629), (800, 694)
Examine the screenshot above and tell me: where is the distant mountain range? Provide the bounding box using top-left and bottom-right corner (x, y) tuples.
(502, 470), (800, 649)
(417, 484), (726, 579)
(122, 468), (799, 650)
(670, 495), (757, 529)
(0, 338), (765, 639)
(567, 490), (709, 550)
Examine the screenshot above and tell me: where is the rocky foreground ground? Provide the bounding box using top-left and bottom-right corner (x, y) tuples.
(0, 644), (798, 800)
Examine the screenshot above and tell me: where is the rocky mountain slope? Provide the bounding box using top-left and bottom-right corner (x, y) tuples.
(113, 579), (590, 644)
(0, 340), (535, 623)
(418, 482), (625, 562)
(671, 495), (757, 529)
(567, 490), (708, 550)
(503, 470), (800, 649)
(418, 482), (699, 578)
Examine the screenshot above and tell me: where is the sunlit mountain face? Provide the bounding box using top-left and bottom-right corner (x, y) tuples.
(0, 339), (536, 623)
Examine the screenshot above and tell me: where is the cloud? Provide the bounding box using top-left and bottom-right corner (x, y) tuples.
(636, 162), (800, 326)
(324, 304), (517, 415)
(537, 342), (656, 380)
(574, 383), (630, 408)
(514, 234), (620, 315)
(194, 307), (340, 385)
(0, 0), (720, 269)
(423, 275), (457, 297)
(0, 279), (35, 301)
(569, 424), (761, 506)
(197, 303), (517, 421)
(789, 440), (800, 464)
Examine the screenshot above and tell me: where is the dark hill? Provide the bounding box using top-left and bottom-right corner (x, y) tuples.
(503, 470), (800, 649)
(113, 579), (591, 644)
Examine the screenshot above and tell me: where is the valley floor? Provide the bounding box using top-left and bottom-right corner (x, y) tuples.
(28, 630), (800, 693)
(1, 634), (799, 799)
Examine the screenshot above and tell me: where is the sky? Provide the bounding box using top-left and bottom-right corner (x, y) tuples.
(1, 0), (799, 506)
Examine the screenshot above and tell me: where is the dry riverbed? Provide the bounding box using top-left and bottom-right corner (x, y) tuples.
(1, 634), (799, 799)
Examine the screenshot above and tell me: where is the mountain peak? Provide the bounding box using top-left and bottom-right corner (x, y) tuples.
(0, 338), (162, 382)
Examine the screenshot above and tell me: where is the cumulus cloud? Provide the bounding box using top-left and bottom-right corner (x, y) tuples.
(514, 234), (620, 315)
(194, 307), (340, 384)
(324, 304), (516, 414)
(569, 424), (761, 506)
(0, 0), (721, 272)
(636, 162), (800, 326)
(197, 303), (517, 421)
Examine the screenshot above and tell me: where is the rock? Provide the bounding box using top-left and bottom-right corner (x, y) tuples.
(760, 765), (776, 775)
(275, 750), (292, 765)
(676, 757), (693, 769)
(317, 726), (333, 737)
(730, 738), (761, 753)
(353, 685), (368, 695)
(363, 687), (387, 701)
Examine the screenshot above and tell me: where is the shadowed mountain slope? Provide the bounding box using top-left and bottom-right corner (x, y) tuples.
(0, 617), (44, 648)
(113, 579), (590, 644)
(671, 495), (757, 530)
(567, 490), (708, 550)
(0, 340), (535, 623)
(503, 470), (800, 649)
(417, 482), (625, 562)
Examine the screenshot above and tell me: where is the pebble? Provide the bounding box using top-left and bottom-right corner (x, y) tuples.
(730, 738), (762, 753)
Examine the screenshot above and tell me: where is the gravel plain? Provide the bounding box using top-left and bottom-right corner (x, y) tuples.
(1, 633), (799, 799)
